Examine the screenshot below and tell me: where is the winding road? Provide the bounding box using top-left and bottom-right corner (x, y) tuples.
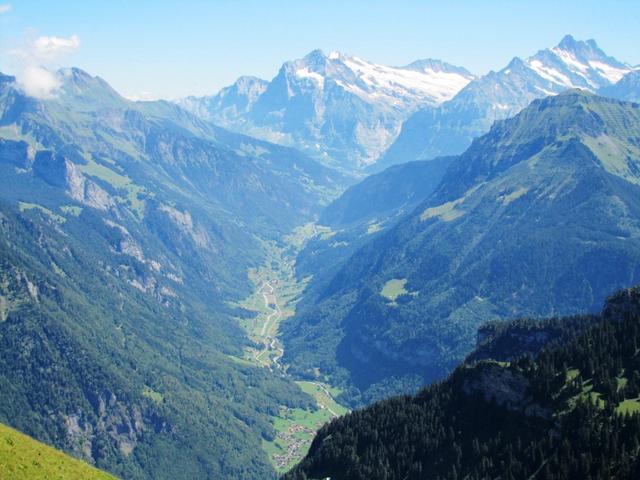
(243, 232), (348, 472)
(254, 281), (284, 370)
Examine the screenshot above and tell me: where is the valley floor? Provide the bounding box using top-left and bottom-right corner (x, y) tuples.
(233, 224), (349, 473)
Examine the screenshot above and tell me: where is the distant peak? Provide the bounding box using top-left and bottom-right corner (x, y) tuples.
(502, 56), (528, 74)
(234, 75), (267, 85)
(507, 56), (525, 68)
(296, 49), (337, 71)
(553, 34), (606, 59)
(303, 49), (327, 60)
(557, 34), (578, 50)
(0, 72), (16, 83)
(558, 35), (600, 52)
(403, 59), (474, 77)
(405, 58), (444, 67)
(586, 39), (600, 50)
(55, 66), (124, 103)
(301, 49), (353, 64)
(58, 66), (92, 80)
(556, 88), (594, 97)
(548, 35), (630, 78)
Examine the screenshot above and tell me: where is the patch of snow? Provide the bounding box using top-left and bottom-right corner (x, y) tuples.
(527, 59), (573, 87)
(588, 60), (629, 83)
(548, 47), (624, 88)
(295, 68), (325, 88)
(338, 54), (473, 107)
(535, 86), (557, 97)
(551, 47), (590, 73)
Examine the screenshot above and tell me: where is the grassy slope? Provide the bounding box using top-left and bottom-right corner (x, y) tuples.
(0, 423), (116, 480)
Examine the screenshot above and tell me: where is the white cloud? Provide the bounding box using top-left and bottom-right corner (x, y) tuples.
(18, 65), (61, 99)
(0, 4), (11, 15)
(32, 34), (80, 58)
(8, 33), (81, 99)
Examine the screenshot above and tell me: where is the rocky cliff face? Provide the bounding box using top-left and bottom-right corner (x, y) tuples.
(461, 363), (551, 419)
(33, 151), (115, 211)
(64, 389), (169, 461)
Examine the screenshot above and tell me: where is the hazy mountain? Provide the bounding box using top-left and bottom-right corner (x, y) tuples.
(0, 68), (346, 479)
(377, 35), (634, 171)
(179, 75), (268, 125)
(319, 157), (453, 228)
(294, 157), (453, 299)
(282, 91), (640, 403)
(179, 50), (474, 171)
(285, 286), (640, 480)
(599, 70), (640, 102)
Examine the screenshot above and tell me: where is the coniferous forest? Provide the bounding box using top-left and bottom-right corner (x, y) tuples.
(285, 287), (640, 479)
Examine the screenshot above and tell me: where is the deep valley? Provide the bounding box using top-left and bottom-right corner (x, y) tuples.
(1, 9), (640, 478)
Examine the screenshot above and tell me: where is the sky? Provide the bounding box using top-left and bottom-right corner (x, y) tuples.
(1, 0), (639, 100)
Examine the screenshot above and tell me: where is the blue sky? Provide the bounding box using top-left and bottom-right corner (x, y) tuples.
(1, 0), (639, 99)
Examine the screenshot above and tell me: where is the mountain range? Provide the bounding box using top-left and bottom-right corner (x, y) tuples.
(180, 36), (636, 176)
(179, 50), (474, 170)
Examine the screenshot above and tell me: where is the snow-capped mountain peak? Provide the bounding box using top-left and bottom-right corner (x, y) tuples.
(284, 49), (475, 109)
(178, 49), (476, 169)
(377, 35), (636, 171)
(340, 54), (474, 107)
(524, 35), (632, 90)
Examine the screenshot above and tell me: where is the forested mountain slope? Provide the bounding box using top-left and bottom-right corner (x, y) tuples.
(286, 285), (640, 480)
(282, 91), (640, 404)
(294, 156), (452, 297)
(0, 68), (345, 479)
